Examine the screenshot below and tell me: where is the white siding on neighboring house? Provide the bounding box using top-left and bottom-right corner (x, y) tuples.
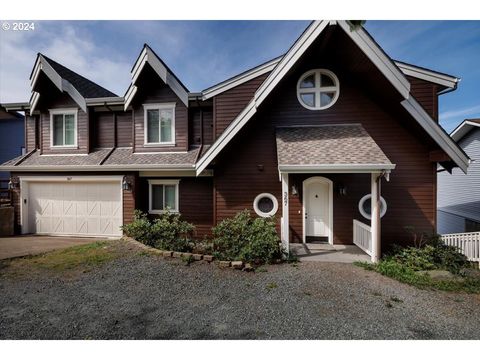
(438, 127), (480, 234)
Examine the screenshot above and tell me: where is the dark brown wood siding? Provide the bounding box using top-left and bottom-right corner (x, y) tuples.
(25, 115), (37, 151)
(138, 177), (213, 239)
(189, 108), (214, 146)
(213, 72), (269, 139)
(407, 75), (439, 121)
(117, 112), (133, 147)
(213, 47), (439, 249)
(93, 112), (114, 148)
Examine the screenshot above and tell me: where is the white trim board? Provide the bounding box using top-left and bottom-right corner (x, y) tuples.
(450, 120), (480, 142)
(124, 45), (189, 110)
(278, 164), (396, 173)
(195, 20), (469, 175)
(395, 62), (459, 89)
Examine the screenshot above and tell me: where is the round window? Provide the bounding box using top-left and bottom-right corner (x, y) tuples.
(297, 69), (340, 110)
(253, 193), (279, 218)
(358, 194), (387, 220)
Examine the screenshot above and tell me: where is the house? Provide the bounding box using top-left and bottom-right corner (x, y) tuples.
(438, 119), (480, 234)
(0, 20), (470, 262)
(0, 107), (24, 185)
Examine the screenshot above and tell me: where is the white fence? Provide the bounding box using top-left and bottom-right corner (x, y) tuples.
(353, 219), (372, 256)
(441, 231), (480, 263)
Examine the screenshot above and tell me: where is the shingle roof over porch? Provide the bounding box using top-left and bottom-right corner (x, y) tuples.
(275, 124), (395, 172)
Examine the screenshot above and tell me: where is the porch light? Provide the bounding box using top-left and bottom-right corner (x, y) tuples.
(122, 177), (132, 191)
(8, 178), (18, 189)
(291, 184), (298, 196)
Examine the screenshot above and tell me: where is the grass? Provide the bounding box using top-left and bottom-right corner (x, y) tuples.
(1, 241), (121, 277)
(266, 282), (278, 290)
(355, 260), (480, 294)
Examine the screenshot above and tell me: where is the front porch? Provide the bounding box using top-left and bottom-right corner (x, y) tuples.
(276, 125), (396, 263)
(290, 243), (371, 263)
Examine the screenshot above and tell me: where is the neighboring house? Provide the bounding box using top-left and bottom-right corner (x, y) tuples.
(0, 107), (24, 185)
(438, 119), (480, 234)
(0, 21), (470, 262)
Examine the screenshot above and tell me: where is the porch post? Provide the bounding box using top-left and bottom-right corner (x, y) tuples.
(371, 172), (381, 263)
(281, 172), (289, 255)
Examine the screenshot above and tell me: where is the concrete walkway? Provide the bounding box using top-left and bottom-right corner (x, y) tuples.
(0, 235), (104, 260)
(290, 243), (371, 263)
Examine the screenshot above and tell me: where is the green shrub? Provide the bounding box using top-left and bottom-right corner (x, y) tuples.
(121, 209), (195, 252)
(121, 210), (155, 246)
(212, 209), (283, 264)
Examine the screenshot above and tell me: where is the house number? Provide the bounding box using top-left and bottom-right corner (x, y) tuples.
(283, 191), (288, 206)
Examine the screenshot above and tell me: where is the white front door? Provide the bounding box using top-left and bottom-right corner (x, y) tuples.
(304, 177), (332, 243)
(26, 180), (122, 237)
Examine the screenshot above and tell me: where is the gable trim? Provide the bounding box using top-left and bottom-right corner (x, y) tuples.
(401, 97), (470, 173)
(201, 56), (282, 100)
(395, 61), (459, 89)
(124, 45), (189, 110)
(29, 54), (87, 113)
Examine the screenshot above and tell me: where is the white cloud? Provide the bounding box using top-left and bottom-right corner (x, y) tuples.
(0, 23), (131, 103)
(440, 104), (480, 121)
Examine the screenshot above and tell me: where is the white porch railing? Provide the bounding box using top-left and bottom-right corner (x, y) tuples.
(353, 219), (372, 256)
(441, 232), (480, 263)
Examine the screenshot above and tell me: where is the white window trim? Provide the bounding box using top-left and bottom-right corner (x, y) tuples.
(148, 179), (180, 214)
(358, 194), (387, 220)
(253, 193), (279, 218)
(296, 69), (340, 111)
(49, 108), (78, 149)
(143, 103), (176, 146)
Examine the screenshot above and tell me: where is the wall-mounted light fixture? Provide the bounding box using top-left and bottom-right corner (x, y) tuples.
(291, 184), (298, 196)
(8, 177), (18, 190)
(337, 182), (347, 196)
(122, 177), (132, 191)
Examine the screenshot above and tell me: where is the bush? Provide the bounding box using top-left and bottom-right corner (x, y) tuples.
(212, 209), (283, 264)
(122, 209), (195, 252)
(390, 241), (469, 274)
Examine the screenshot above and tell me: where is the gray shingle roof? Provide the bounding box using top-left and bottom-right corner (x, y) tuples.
(1, 147), (201, 169)
(276, 125), (392, 166)
(41, 55), (118, 98)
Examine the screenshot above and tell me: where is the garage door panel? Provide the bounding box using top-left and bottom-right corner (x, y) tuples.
(27, 180), (122, 237)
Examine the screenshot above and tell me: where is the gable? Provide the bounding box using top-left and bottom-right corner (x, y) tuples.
(196, 20), (470, 175)
(124, 45), (189, 110)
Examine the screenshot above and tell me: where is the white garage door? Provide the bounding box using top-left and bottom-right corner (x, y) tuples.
(26, 180), (122, 237)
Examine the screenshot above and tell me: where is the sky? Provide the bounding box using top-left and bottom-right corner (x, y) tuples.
(0, 20), (479, 132)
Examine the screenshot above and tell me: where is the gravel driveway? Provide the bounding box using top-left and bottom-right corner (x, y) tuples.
(1, 244), (479, 339)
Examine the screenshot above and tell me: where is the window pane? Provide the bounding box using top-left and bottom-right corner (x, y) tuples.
(64, 114), (75, 145)
(320, 92), (335, 107)
(164, 185), (176, 210)
(300, 93), (315, 107)
(147, 109), (160, 143)
(320, 74), (335, 87)
(300, 74), (315, 88)
(53, 114), (64, 146)
(258, 197), (274, 213)
(151, 185), (164, 210)
(160, 109), (172, 143)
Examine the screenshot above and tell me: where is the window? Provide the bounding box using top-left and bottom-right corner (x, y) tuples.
(358, 194), (387, 220)
(49, 109), (77, 147)
(465, 219), (480, 232)
(253, 193), (279, 218)
(148, 179), (179, 214)
(143, 103), (175, 145)
(297, 69), (340, 110)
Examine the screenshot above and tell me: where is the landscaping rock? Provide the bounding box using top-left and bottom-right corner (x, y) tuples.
(459, 268), (480, 279)
(218, 261), (231, 268)
(417, 270), (456, 281)
(203, 255), (214, 262)
(243, 263), (254, 272)
(172, 252), (183, 258)
(162, 251), (173, 258)
(192, 254), (203, 261)
(231, 261), (243, 269)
